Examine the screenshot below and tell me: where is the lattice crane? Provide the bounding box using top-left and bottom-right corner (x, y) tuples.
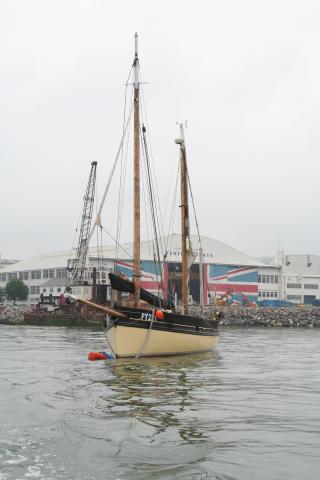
(68, 161), (97, 286)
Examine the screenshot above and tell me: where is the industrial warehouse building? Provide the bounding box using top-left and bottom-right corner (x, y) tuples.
(1, 234), (320, 306)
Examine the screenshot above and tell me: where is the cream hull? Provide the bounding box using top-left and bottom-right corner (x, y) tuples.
(106, 324), (219, 358)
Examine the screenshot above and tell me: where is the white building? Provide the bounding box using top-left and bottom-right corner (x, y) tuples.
(274, 254), (320, 305)
(0, 251), (70, 305)
(257, 266), (281, 303)
(0, 235), (265, 305)
(0, 236), (319, 306)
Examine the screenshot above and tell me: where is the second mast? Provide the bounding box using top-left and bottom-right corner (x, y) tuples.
(133, 32), (141, 307)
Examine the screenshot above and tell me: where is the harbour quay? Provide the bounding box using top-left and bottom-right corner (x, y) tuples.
(2, 304), (320, 328)
(198, 305), (320, 328)
(0, 304), (30, 325)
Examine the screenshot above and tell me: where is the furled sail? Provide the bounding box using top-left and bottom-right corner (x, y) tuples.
(109, 273), (174, 310)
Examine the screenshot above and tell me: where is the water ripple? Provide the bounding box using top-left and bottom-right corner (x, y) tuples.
(1, 326), (320, 479)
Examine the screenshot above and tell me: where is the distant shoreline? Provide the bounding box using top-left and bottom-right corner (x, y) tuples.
(2, 304), (320, 328)
(200, 305), (320, 328)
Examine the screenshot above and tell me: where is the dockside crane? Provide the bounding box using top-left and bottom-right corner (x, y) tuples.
(68, 161), (97, 286)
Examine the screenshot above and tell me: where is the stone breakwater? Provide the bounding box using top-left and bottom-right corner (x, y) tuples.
(2, 304), (320, 328)
(189, 305), (320, 328)
(0, 305), (31, 324)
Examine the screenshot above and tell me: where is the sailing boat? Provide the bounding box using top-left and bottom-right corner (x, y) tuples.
(67, 34), (219, 357)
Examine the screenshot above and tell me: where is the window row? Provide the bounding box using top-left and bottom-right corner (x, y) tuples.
(258, 274), (278, 284)
(286, 295), (302, 301)
(0, 269), (68, 283)
(0, 272), (30, 282)
(42, 288), (62, 293)
(258, 291), (278, 298)
(89, 271), (108, 280)
(287, 283), (319, 289)
(30, 286), (40, 295)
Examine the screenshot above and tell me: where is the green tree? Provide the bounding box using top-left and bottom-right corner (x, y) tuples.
(5, 279), (29, 305)
(0, 286), (5, 303)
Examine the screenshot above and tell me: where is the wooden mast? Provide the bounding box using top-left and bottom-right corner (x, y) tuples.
(176, 123), (190, 315)
(133, 33), (141, 307)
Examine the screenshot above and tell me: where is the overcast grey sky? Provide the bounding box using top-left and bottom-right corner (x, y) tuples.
(1, 0), (320, 260)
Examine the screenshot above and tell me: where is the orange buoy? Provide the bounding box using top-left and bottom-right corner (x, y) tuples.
(88, 352), (109, 361)
(155, 310), (165, 320)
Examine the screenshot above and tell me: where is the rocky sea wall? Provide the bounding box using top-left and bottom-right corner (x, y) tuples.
(191, 305), (320, 328)
(2, 304), (320, 328)
(0, 305), (30, 324)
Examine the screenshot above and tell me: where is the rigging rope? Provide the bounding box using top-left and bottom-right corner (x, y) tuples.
(140, 128), (164, 299)
(115, 96), (131, 264)
(141, 126), (162, 270)
(165, 161), (180, 251)
(87, 105), (133, 248)
(101, 226), (133, 260)
(134, 309), (155, 359)
(186, 168), (201, 243)
(84, 65), (133, 291)
(140, 83), (166, 253)
(138, 67), (167, 298)
(115, 67), (134, 263)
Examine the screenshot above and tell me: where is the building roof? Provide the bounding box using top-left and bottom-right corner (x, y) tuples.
(0, 258), (19, 269)
(272, 254), (320, 276)
(41, 278), (67, 287)
(143, 233), (266, 266)
(0, 250), (71, 273)
(0, 234), (265, 274)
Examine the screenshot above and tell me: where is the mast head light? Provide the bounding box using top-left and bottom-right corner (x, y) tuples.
(175, 138), (184, 145)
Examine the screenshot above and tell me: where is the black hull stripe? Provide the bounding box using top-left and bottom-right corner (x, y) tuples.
(113, 305), (219, 330)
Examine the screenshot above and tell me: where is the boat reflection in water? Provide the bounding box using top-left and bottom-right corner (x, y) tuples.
(97, 351), (223, 444)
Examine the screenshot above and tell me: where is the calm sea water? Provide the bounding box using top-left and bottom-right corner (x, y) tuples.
(0, 325), (320, 480)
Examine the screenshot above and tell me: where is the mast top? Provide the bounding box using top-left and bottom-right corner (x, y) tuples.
(134, 32), (139, 89)
(175, 121), (187, 146)
(134, 32), (138, 58)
